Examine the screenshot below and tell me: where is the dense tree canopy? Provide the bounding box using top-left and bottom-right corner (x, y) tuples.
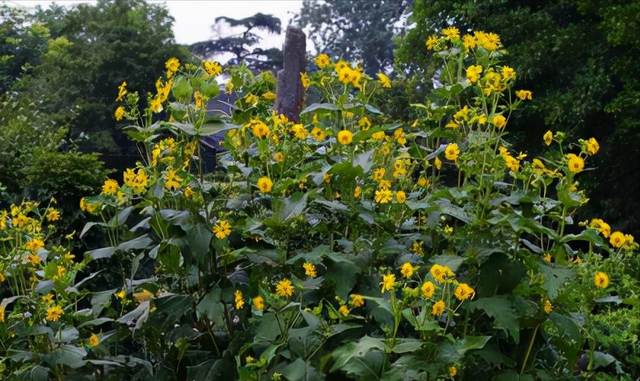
(298, 0), (411, 74)
(15, 0), (190, 164)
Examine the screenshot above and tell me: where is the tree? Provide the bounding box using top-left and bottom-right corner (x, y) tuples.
(13, 0), (190, 166)
(395, 0), (640, 240)
(298, 0), (411, 74)
(190, 13), (283, 72)
(0, 4), (50, 93)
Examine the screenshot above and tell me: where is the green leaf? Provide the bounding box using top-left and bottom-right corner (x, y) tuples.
(438, 336), (491, 362)
(42, 345), (86, 369)
(280, 192), (308, 221)
(300, 102), (339, 114)
(391, 338), (423, 354)
(282, 358), (324, 381)
(469, 296), (520, 343)
(13, 365), (50, 381)
(196, 288), (225, 327)
(330, 336), (388, 373)
(538, 262), (574, 299)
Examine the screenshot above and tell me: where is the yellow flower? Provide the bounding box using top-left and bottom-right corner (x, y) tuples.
(393, 128), (406, 145)
(339, 305), (350, 316)
(449, 365), (457, 377)
(543, 130), (553, 146)
(585, 137), (599, 155)
(380, 273), (396, 293)
(435, 157), (442, 170)
(314, 53), (330, 68)
(300, 72), (311, 89)
(116, 81), (127, 101)
(249, 119), (271, 139)
(203, 61), (222, 77)
(567, 154), (584, 173)
(354, 186), (361, 198)
(276, 279), (294, 297)
(543, 253), (552, 263)
(393, 190), (405, 204)
(46, 208), (60, 222)
(421, 281), (435, 298)
(234, 290), (245, 310)
(371, 131), (385, 141)
(89, 334), (100, 347)
(27, 253), (41, 265)
(273, 152), (285, 163)
(46, 305), (64, 322)
(466, 65), (483, 83)
(462, 34), (476, 50)
(225, 81), (234, 94)
(445, 143), (460, 161)
(115, 106), (125, 121)
(262, 90), (276, 100)
(358, 116), (372, 130)
(377, 73), (391, 88)
(25, 238), (45, 252)
(400, 262), (416, 278)
(442, 27), (459, 40)
(303, 262), (317, 278)
(165, 57), (180, 73)
(492, 114), (507, 129)
(426, 34), (440, 50)
(350, 294), (365, 307)
(430, 264), (454, 283)
(184, 187), (194, 198)
(292, 124), (309, 139)
(544, 300), (552, 314)
(501, 66), (516, 81)
(454, 283), (475, 301)
(337, 130), (353, 145)
(432, 300), (445, 316)
(102, 179), (119, 195)
(374, 188), (393, 204)
(516, 90), (532, 100)
(311, 126), (326, 141)
(0, 306), (4, 323)
(246, 355), (255, 364)
(213, 220), (232, 239)
(253, 296), (265, 310)
(594, 272), (609, 289)
(257, 177), (273, 193)
(42, 293), (54, 304)
(150, 97), (163, 113)
(164, 167), (183, 191)
(609, 231), (626, 248)
(444, 225), (454, 234)
(115, 289), (127, 299)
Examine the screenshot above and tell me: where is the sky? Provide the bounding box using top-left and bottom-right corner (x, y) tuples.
(8, 0), (304, 48)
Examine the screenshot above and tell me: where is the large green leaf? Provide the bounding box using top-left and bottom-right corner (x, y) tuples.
(469, 296), (520, 343)
(42, 345), (87, 369)
(538, 262), (574, 299)
(282, 358), (325, 381)
(330, 336), (388, 373)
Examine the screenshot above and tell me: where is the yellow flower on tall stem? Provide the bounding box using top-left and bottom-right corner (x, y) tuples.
(432, 300), (445, 316)
(89, 334), (100, 347)
(303, 262), (317, 278)
(380, 273), (396, 293)
(46, 305), (64, 322)
(257, 177), (273, 193)
(212, 220), (232, 239)
(594, 272), (609, 289)
(276, 279), (294, 297)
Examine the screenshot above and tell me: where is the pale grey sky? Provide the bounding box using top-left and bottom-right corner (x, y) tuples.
(9, 0), (304, 48)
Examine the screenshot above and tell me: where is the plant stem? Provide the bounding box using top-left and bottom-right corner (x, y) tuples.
(520, 324), (539, 375)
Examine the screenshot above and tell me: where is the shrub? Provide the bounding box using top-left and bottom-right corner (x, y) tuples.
(1, 30), (639, 380)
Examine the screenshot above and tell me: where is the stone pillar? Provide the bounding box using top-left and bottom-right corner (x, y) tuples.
(275, 26), (307, 123)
